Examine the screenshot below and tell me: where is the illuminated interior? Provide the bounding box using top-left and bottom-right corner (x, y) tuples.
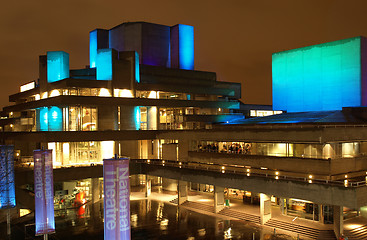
(48, 141), (115, 166)
(114, 89), (134, 98)
(195, 141), (367, 159)
(20, 81), (35, 92)
(250, 110), (283, 117)
(66, 107), (97, 131)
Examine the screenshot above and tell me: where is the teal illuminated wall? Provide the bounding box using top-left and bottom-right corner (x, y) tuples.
(273, 37), (362, 112)
(96, 49), (113, 80)
(135, 51), (140, 83)
(38, 107), (63, 131)
(178, 24), (194, 70)
(89, 30), (97, 68)
(39, 107), (48, 131)
(171, 24), (194, 70)
(47, 51), (69, 83)
(48, 106), (63, 131)
(135, 106), (140, 130)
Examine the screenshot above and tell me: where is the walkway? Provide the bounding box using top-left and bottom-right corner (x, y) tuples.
(132, 188), (367, 239)
(185, 192), (336, 240)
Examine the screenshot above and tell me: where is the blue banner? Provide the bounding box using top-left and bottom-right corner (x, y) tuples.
(34, 150), (55, 236)
(0, 146), (16, 209)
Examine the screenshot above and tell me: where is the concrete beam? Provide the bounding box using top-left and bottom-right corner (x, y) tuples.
(15, 161), (141, 185)
(140, 164), (366, 209)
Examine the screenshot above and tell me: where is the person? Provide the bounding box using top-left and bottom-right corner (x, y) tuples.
(339, 234), (348, 240)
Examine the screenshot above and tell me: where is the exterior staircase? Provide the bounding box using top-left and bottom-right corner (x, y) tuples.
(169, 197), (179, 205)
(171, 200), (337, 240)
(345, 225), (367, 240)
(218, 208), (261, 224)
(265, 219), (336, 240)
(181, 201), (215, 213)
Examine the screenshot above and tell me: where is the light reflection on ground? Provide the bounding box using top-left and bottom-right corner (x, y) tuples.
(1, 191), (294, 239)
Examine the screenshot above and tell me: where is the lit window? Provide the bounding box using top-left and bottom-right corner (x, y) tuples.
(114, 89), (133, 98)
(98, 88), (111, 97)
(49, 90), (60, 97)
(20, 82), (35, 92)
(148, 91), (158, 99)
(41, 92), (48, 99)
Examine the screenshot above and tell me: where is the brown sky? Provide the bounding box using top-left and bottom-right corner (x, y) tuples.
(1, 0), (367, 109)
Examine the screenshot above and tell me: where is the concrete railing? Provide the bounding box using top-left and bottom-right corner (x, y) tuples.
(135, 158), (367, 188)
(188, 151), (367, 182)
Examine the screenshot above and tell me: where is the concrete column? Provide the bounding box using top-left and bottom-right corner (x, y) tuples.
(145, 175), (151, 197)
(162, 143), (178, 161)
(148, 139), (159, 159)
(91, 178), (100, 204)
(162, 178), (178, 192)
(98, 106), (118, 130)
(279, 198), (284, 214)
(178, 180), (188, 205)
(319, 204), (324, 224)
(147, 106), (157, 130)
(333, 205), (344, 238)
(214, 186), (225, 213)
(260, 193), (272, 225)
(119, 105), (139, 130)
(178, 138), (189, 162)
(120, 140), (140, 159)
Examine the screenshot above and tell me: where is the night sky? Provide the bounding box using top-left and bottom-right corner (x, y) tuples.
(1, 0), (367, 109)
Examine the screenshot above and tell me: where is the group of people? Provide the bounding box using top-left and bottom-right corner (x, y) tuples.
(198, 142), (252, 155)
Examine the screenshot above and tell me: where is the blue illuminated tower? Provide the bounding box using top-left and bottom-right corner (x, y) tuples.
(89, 22), (194, 70)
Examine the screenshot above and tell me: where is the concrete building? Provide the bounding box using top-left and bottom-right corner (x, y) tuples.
(2, 22), (366, 239)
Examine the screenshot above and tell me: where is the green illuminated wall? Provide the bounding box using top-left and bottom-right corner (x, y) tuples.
(273, 37), (364, 112)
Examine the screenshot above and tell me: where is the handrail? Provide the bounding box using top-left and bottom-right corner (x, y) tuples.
(132, 159), (367, 188)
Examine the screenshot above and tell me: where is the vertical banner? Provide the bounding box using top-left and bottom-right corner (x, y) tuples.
(0, 146), (16, 209)
(34, 150), (55, 236)
(104, 157), (130, 240)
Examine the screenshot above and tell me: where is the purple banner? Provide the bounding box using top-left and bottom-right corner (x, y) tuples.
(103, 158), (130, 240)
(0, 146), (16, 209)
(34, 150), (55, 236)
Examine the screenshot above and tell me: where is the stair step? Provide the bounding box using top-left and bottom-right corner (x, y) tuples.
(177, 201), (338, 240)
(317, 231), (336, 240)
(181, 201), (215, 213)
(169, 198), (178, 205)
(218, 208), (260, 224)
(265, 219), (322, 239)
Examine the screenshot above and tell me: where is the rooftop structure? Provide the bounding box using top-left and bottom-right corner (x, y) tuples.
(273, 36), (367, 112)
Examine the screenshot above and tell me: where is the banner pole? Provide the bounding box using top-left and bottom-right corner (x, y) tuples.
(7, 208), (10, 236)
